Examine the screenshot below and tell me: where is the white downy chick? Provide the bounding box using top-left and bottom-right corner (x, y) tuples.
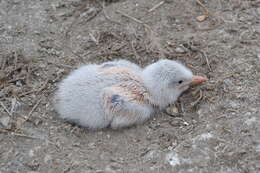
(54, 59), (207, 129)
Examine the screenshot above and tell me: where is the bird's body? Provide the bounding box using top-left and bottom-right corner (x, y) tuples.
(54, 59), (207, 129)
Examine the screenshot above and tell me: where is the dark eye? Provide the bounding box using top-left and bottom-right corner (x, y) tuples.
(178, 80), (183, 84)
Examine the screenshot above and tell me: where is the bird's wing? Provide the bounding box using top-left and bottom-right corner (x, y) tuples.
(101, 86), (152, 128)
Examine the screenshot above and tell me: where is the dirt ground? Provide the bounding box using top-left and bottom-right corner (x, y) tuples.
(0, 0), (259, 172)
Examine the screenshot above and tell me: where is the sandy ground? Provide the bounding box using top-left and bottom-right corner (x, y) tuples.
(0, 0), (260, 172)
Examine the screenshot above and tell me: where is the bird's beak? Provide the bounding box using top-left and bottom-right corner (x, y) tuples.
(189, 75), (208, 86)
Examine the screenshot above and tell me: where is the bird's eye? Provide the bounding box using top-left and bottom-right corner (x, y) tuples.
(178, 80), (183, 84)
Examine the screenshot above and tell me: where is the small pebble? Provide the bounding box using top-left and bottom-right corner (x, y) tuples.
(166, 152), (180, 167)
(0, 116), (10, 128)
(0, 71), (6, 80)
(166, 105), (178, 115)
(175, 47), (186, 53)
(44, 154), (52, 164)
(245, 117), (256, 126)
(257, 53), (260, 60)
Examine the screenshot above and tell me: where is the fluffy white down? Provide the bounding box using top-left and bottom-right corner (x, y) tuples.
(54, 64), (110, 128)
(54, 59), (193, 129)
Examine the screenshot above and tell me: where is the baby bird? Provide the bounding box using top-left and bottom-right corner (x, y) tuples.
(54, 59), (207, 129)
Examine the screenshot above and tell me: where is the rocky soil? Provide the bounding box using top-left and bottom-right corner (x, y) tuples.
(0, 0), (259, 172)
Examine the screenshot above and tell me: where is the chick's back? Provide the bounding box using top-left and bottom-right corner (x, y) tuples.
(54, 64), (142, 128)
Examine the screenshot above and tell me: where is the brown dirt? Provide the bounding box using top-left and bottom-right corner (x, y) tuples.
(0, 0), (260, 172)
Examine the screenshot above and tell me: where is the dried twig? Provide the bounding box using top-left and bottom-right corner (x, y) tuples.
(7, 77), (26, 84)
(1, 56), (6, 70)
(47, 61), (74, 69)
(19, 78), (49, 97)
(116, 10), (154, 34)
(36, 79), (49, 95)
(10, 98), (17, 115)
(0, 101), (12, 117)
(191, 89), (203, 106)
(25, 98), (42, 121)
(196, 0), (211, 16)
(130, 41), (140, 60)
(26, 63), (31, 86)
(63, 4), (101, 64)
(19, 90), (35, 97)
(162, 109), (174, 117)
(65, 45), (86, 64)
(103, 11), (122, 25)
(115, 10), (154, 39)
(100, 1), (122, 25)
(116, 10), (165, 57)
(216, 115), (227, 120)
(204, 52), (211, 71)
(148, 1), (165, 12)
(14, 51), (18, 69)
(0, 128), (39, 139)
(89, 33), (99, 45)
(180, 102), (185, 113)
(65, 6), (100, 39)
(116, 10), (145, 25)
(200, 51), (212, 71)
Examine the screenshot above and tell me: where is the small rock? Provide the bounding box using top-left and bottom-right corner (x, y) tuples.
(195, 132), (213, 141)
(105, 163), (122, 172)
(72, 142), (81, 147)
(223, 79), (234, 87)
(256, 144), (260, 153)
(26, 160), (40, 171)
(256, 8), (260, 19)
(166, 105), (179, 115)
(143, 150), (161, 162)
(44, 154), (52, 164)
(0, 71), (6, 81)
(16, 80), (23, 87)
(257, 53), (260, 60)
(228, 101), (238, 109)
(175, 19), (180, 24)
(183, 121), (189, 126)
(88, 142), (96, 149)
(165, 152), (180, 167)
(175, 47), (186, 53)
(0, 116), (10, 128)
(29, 149), (34, 157)
(196, 15), (207, 22)
(245, 117), (256, 126)
(33, 118), (42, 126)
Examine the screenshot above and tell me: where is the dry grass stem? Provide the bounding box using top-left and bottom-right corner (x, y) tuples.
(25, 98), (42, 121)
(131, 41), (140, 59)
(148, 1), (165, 12)
(191, 89), (203, 106)
(199, 51), (212, 71)
(0, 128), (39, 139)
(101, 1), (122, 25)
(0, 101), (12, 117)
(116, 10), (144, 25)
(196, 0), (211, 16)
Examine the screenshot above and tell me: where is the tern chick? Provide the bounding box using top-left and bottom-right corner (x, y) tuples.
(54, 59), (207, 129)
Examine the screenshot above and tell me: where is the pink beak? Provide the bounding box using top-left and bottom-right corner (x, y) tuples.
(189, 75), (208, 86)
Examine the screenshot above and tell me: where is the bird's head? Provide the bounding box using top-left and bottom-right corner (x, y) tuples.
(142, 59), (207, 108)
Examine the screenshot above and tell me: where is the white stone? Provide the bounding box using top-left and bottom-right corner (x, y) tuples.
(245, 117), (257, 126)
(0, 116), (10, 127)
(175, 47), (186, 53)
(257, 53), (260, 60)
(166, 152), (180, 167)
